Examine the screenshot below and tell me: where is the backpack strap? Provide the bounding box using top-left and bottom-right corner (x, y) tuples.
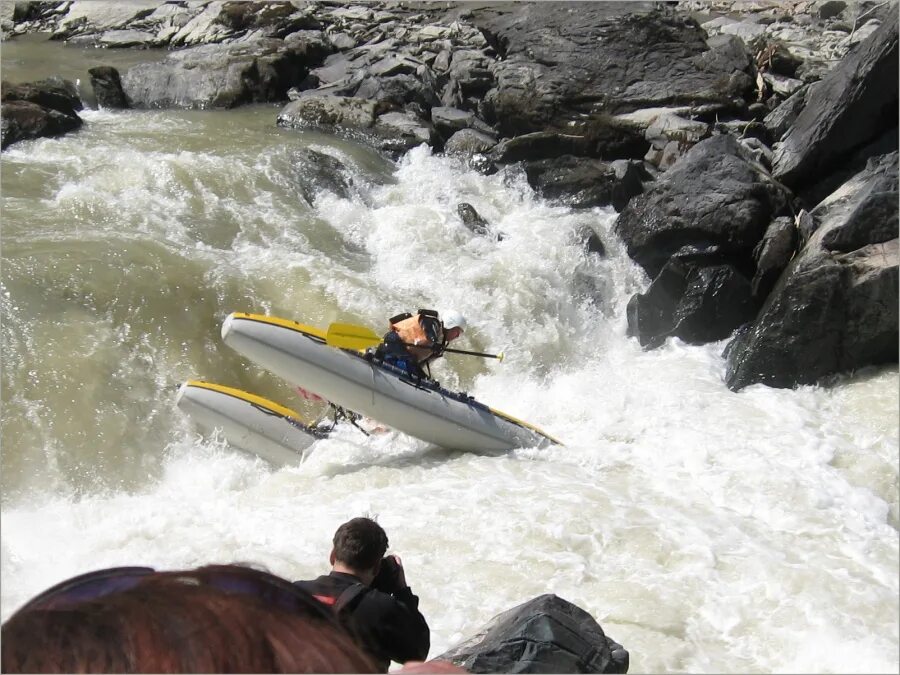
(389, 312), (413, 324)
(333, 582), (370, 616)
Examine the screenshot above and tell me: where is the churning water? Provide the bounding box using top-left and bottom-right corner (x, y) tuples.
(1, 41), (897, 674)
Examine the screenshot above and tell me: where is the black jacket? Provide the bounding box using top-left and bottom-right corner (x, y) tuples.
(294, 572), (430, 671)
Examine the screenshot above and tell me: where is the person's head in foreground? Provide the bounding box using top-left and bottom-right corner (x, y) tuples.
(1, 564), (379, 673)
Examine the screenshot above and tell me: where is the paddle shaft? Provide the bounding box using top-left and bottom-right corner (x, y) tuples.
(432, 344), (503, 360)
(326, 322), (504, 361)
(388, 337), (503, 361)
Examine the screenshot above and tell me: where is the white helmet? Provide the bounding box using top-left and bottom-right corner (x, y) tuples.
(441, 309), (467, 332)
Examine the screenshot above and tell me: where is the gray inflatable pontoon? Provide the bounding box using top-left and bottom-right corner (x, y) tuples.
(175, 380), (323, 465)
(220, 313), (560, 452)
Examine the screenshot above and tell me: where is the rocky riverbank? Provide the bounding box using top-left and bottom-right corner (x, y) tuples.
(1, 0), (897, 393)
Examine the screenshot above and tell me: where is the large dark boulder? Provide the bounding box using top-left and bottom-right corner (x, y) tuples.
(88, 66), (127, 109)
(627, 249), (757, 348)
(473, 3), (752, 138)
(1, 100), (82, 150)
(121, 36), (332, 109)
(1, 77), (84, 150)
(771, 11), (898, 195)
(438, 594), (628, 674)
(615, 134), (793, 279)
(725, 152), (899, 390)
(1, 77), (83, 117)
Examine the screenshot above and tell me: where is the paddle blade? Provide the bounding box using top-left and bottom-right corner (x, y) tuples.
(326, 322), (382, 350)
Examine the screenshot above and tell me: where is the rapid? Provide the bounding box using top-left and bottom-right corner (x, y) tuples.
(1, 42), (898, 675)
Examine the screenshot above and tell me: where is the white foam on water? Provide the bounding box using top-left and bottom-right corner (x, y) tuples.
(1, 114), (897, 673)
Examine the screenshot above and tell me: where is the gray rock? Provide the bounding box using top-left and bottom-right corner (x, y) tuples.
(761, 71), (805, 98)
(718, 19), (768, 43)
(161, 1), (314, 47)
(445, 48), (493, 108)
(772, 11), (898, 192)
(354, 70), (440, 109)
(97, 29), (156, 48)
(644, 112), (711, 169)
(50, 0), (162, 41)
(430, 105), (495, 142)
(645, 113), (710, 147)
(725, 151), (899, 390)
(473, 3), (752, 137)
(121, 37), (331, 109)
(431, 105), (475, 134)
(309, 52), (357, 86)
(369, 53), (422, 78)
(278, 94), (377, 132)
(168, 1), (235, 45)
(373, 110), (433, 155)
(327, 6), (375, 23)
(444, 128), (497, 156)
(738, 136), (774, 169)
(327, 31), (357, 51)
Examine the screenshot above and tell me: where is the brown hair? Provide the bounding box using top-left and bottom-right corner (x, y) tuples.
(332, 518), (389, 571)
(1, 565), (378, 673)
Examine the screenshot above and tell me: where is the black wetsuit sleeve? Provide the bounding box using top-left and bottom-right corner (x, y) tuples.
(357, 586), (430, 666)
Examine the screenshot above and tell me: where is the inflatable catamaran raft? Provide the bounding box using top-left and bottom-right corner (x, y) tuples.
(175, 380), (325, 465)
(221, 312), (561, 452)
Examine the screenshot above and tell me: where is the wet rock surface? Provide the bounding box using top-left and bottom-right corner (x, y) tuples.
(1, 76), (83, 149)
(725, 151), (898, 390)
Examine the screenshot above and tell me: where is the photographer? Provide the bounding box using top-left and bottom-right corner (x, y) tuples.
(294, 517), (430, 672)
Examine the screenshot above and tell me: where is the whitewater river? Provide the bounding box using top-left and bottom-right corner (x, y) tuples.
(2, 39), (898, 673)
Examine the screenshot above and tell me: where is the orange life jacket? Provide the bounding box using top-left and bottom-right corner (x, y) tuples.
(390, 314), (443, 363)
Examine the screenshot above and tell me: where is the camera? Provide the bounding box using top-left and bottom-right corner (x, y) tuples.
(371, 555), (401, 593)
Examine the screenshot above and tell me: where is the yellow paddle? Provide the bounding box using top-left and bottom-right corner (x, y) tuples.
(326, 322), (505, 361)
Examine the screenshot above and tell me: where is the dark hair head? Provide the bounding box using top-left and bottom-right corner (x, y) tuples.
(1, 565), (378, 674)
(332, 518), (389, 571)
